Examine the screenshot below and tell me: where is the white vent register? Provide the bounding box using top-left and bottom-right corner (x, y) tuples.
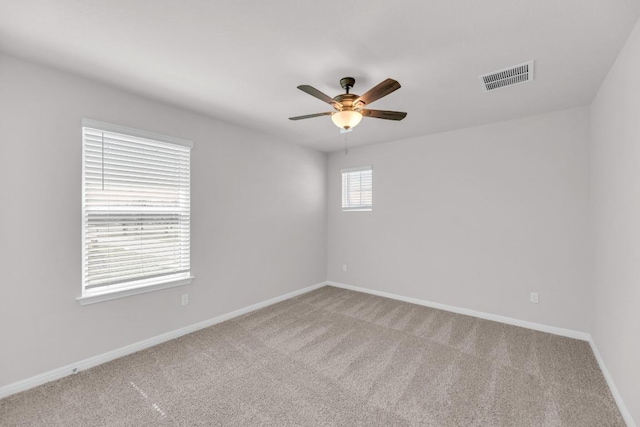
(480, 60), (534, 92)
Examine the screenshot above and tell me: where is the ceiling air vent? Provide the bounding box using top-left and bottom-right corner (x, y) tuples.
(479, 60), (534, 92)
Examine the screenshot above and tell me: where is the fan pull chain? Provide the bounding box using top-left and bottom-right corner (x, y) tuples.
(343, 131), (349, 155)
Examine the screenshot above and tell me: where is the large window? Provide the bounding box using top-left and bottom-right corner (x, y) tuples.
(80, 119), (192, 304)
(342, 166), (373, 211)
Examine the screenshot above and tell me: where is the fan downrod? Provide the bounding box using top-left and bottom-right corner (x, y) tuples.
(340, 77), (356, 94)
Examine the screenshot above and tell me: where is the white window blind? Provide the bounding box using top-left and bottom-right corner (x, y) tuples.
(342, 166), (373, 211)
(82, 120), (192, 298)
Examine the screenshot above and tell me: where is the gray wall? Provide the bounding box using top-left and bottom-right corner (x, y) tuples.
(327, 107), (592, 332)
(0, 54), (327, 388)
(590, 16), (640, 423)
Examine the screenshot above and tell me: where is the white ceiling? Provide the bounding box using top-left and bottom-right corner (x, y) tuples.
(1, 1), (639, 152)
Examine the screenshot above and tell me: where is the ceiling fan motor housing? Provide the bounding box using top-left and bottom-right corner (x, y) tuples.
(333, 93), (359, 110)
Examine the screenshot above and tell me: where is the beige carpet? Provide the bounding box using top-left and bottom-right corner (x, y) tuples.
(0, 286), (624, 426)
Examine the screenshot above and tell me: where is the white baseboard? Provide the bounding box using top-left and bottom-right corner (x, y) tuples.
(327, 281), (635, 426)
(587, 338), (636, 427)
(326, 281), (590, 340)
(0, 281), (326, 400)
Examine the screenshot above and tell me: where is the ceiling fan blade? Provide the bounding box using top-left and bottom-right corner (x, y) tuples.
(354, 79), (401, 106)
(289, 111), (333, 121)
(297, 85), (342, 108)
(361, 109), (407, 121)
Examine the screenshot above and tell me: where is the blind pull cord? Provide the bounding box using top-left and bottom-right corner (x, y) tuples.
(101, 132), (105, 191)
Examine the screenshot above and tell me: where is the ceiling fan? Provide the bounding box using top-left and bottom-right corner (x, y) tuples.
(289, 77), (407, 132)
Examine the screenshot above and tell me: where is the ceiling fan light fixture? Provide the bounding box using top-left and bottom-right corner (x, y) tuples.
(290, 77), (406, 131)
(331, 110), (363, 130)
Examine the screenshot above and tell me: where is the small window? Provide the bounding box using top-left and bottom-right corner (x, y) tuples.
(342, 166), (373, 211)
(81, 119), (192, 303)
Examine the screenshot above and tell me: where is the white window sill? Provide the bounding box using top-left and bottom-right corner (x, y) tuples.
(77, 276), (193, 305)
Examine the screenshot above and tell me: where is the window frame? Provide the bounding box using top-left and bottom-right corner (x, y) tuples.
(341, 165), (373, 212)
(78, 119), (193, 305)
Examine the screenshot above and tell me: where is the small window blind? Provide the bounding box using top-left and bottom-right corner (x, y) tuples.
(82, 120), (192, 297)
(342, 166), (373, 211)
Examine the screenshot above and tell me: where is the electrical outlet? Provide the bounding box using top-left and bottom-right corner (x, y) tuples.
(342, 264), (347, 272)
(530, 292), (539, 304)
(181, 294), (189, 306)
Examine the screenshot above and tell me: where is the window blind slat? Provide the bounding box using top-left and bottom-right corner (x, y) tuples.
(87, 259), (187, 277)
(86, 268), (190, 289)
(85, 148), (189, 169)
(85, 252), (190, 268)
(85, 191), (190, 201)
(85, 164), (189, 182)
(84, 130), (190, 153)
(84, 178), (189, 192)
